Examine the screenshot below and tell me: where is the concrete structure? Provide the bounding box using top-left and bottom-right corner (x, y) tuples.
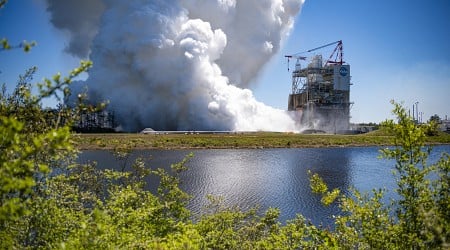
(286, 41), (353, 133)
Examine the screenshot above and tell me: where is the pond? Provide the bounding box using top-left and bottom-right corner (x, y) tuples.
(78, 145), (450, 226)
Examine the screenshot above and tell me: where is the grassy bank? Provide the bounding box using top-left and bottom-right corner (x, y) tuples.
(73, 131), (450, 150)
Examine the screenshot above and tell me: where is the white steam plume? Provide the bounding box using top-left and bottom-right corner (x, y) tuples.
(46, 0), (105, 58)
(47, 0), (305, 132)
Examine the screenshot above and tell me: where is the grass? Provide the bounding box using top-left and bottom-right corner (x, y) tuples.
(73, 131), (450, 150)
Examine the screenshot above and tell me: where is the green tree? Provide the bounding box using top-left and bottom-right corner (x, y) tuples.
(429, 114), (442, 124)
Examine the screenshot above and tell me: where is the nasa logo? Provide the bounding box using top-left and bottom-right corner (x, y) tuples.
(339, 66), (348, 76)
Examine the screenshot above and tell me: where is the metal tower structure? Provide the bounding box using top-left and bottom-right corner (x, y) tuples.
(285, 40), (353, 133)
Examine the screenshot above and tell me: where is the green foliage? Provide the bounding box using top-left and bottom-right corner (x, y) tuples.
(309, 171), (328, 194)
(429, 114), (442, 123)
(422, 120), (440, 136)
(309, 171), (340, 206)
(333, 187), (396, 249)
(195, 197), (336, 249)
(1, 38), (36, 52)
(0, 60), (89, 227)
(0, 61), (93, 133)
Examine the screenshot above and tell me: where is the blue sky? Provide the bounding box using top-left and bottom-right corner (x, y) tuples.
(1, 0), (450, 123)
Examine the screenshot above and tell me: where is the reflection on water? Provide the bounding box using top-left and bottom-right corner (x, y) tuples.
(77, 145), (449, 226)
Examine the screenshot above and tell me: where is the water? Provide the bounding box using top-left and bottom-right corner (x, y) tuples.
(77, 145), (449, 226)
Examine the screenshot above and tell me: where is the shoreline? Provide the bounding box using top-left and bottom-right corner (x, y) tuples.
(73, 132), (450, 150)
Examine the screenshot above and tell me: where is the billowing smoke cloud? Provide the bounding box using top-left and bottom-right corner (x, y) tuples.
(46, 0), (105, 58)
(181, 0), (301, 87)
(46, 0), (305, 132)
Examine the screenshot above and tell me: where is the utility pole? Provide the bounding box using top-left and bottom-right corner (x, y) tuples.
(415, 101), (419, 124)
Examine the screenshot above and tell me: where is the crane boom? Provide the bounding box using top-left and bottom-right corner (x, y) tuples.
(306, 40), (341, 53)
(284, 40), (344, 71)
(306, 40), (344, 65)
